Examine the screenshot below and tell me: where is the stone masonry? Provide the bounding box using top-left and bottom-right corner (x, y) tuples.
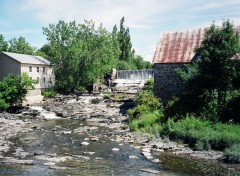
(154, 63), (187, 104)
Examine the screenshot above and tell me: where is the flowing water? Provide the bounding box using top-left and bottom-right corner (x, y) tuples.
(116, 69), (154, 81)
(0, 107), (239, 176)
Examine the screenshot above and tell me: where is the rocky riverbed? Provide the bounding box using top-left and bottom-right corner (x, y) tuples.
(0, 94), (239, 176)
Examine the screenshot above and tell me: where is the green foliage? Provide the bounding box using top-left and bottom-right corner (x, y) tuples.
(43, 20), (118, 91)
(128, 90), (163, 120)
(129, 113), (162, 136)
(127, 78), (164, 136)
(142, 78), (154, 92)
(0, 73), (35, 110)
(175, 20), (240, 121)
(162, 116), (240, 151)
(42, 89), (56, 98)
(117, 17), (134, 62)
(0, 34), (8, 51)
(224, 144), (240, 164)
(8, 36), (35, 55)
(113, 18), (152, 70)
(116, 60), (132, 70)
(222, 91), (240, 123)
(132, 55), (153, 69)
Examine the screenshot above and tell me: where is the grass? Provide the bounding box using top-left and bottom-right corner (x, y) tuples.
(162, 116), (240, 152)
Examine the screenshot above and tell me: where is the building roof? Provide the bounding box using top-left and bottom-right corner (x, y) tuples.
(153, 28), (205, 64)
(1, 51), (51, 65)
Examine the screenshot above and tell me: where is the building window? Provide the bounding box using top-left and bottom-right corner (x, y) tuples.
(36, 77), (39, 83)
(49, 77), (52, 84)
(29, 66), (32, 72)
(43, 77), (46, 83)
(43, 67), (45, 73)
(37, 67), (39, 72)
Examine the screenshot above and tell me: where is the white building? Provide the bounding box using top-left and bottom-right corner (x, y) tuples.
(0, 51), (55, 104)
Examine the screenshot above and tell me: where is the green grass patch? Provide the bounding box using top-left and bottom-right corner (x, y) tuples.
(162, 116), (240, 151)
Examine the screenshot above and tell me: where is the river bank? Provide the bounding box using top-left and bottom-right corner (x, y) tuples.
(0, 93), (239, 175)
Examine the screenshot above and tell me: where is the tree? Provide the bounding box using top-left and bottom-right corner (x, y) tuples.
(180, 20), (240, 120)
(43, 20), (117, 91)
(0, 34), (8, 51)
(133, 55), (153, 69)
(8, 36), (35, 55)
(0, 73), (36, 110)
(117, 17), (134, 62)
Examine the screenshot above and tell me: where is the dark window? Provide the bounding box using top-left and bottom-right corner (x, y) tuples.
(29, 66), (32, 72)
(43, 77), (46, 83)
(37, 67), (39, 72)
(43, 67), (45, 73)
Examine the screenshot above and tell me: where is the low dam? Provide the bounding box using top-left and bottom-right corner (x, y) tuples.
(112, 69), (154, 93)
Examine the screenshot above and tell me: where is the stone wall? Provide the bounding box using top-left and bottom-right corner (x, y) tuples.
(154, 63), (187, 104)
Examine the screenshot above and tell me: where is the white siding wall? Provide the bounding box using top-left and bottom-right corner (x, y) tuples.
(21, 64), (55, 89)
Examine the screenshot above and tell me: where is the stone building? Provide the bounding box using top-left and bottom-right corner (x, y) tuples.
(153, 28), (205, 104)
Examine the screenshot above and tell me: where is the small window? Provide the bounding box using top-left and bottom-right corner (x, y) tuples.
(37, 67), (39, 72)
(36, 77), (39, 83)
(29, 66), (32, 72)
(49, 77), (52, 84)
(43, 67), (45, 73)
(43, 77), (46, 83)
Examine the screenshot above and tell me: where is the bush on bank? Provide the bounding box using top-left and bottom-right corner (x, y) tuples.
(127, 78), (240, 163)
(161, 117), (240, 151)
(224, 144), (240, 164)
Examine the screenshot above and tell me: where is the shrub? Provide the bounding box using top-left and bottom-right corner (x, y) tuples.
(222, 94), (240, 123)
(129, 113), (162, 136)
(0, 73), (35, 111)
(42, 89), (56, 98)
(224, 144), (240, 164)
(129, 90), (163, 119)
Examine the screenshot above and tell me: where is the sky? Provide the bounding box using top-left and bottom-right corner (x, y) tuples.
(0, 0), (240, 62)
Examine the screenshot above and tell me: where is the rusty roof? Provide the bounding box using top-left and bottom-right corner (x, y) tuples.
(153, 28), (205, 64)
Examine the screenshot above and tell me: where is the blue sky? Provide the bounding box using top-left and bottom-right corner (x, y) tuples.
(1, 0), (240, 62)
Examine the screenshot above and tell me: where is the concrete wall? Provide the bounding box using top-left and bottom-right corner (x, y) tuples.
(21, 64), (55, 89)
(0, 53), (21, 80)
(154, 63), (187, 104)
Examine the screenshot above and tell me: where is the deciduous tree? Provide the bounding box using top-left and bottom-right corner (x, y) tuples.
(8, 36), (34, 55)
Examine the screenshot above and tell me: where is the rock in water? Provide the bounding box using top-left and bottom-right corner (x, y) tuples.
(112, 148), (120, 151)
(140, 169), (160, 174)
(81, 142), (89, 146)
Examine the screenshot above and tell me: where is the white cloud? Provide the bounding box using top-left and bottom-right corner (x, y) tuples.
(20, 0), (178, 29)
(14, 0), (240, 61)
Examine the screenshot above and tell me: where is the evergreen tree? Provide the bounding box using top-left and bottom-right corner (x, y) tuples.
(0, 34), (8, 51)
(118, 17), (134, 62)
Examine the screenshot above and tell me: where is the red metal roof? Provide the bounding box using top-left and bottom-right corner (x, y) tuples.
(153, 28), (205, 63)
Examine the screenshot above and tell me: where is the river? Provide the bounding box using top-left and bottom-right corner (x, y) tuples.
(0, 96), (239, 176)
